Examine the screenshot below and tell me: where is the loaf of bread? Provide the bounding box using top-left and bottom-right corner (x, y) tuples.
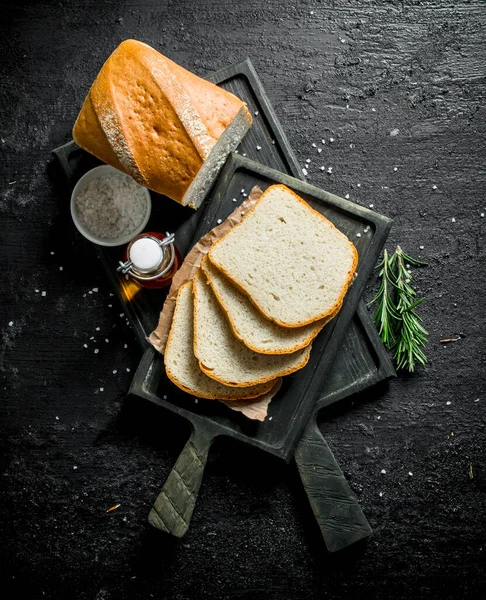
(201, 254), (334, 354)
(73, 39), (252, 209)
(208, 184), (358, 328)
(164, 282), (274, 400)
(192, 269), (311, 387)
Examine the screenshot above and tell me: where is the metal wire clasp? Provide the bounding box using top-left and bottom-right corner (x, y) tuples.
(117, 232), (176, 281)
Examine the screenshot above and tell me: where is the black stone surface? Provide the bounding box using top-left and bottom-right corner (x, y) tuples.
(1, 1), (485, 599)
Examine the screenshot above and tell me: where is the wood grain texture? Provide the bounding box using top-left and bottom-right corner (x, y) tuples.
(149, 428), (214, 537)
(295, 420), (372, 552)
(1, 1), (485, 598)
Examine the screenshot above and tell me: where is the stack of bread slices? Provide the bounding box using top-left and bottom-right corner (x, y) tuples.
(164, 184), (358, 401)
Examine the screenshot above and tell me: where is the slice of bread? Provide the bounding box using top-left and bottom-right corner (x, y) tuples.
(201, 255), (335, 354)
(164, 282), (274, 400)
(192, 269), (311, 387)
(208, 184), (358, 328)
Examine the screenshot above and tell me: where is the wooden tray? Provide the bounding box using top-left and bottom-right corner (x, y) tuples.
(52, 58), (394, 549)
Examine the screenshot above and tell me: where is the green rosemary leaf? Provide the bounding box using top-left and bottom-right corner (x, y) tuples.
(368, 249), (400, 349)
(390, 246), (428, 372)
(371, 245), (428, 372)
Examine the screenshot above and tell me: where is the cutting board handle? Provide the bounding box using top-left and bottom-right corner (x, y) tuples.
(295, 419), (372, 552)
(148, 426), (214, 537)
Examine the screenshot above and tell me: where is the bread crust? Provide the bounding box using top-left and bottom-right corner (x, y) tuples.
(208, 184), (358, 328)
(201, 255), (338, 355)
(73, 39), (251, 205)
(192, 270), (312, 387)
(164, 282), (274, 400)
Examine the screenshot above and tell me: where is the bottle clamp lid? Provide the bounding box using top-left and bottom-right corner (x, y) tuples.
(117, 233), (176, 281)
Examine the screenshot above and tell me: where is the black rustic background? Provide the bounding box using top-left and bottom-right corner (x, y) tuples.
(1, 1), (485, 599)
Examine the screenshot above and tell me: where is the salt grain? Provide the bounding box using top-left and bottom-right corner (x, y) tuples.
(254, 110), (259, 116)
(256, 145), (261, 151)
(75, 173), (148, 240)
(302, 168), (308, 176)
(345, 193), (350, 199)
(113, 370), (117, 374)
(480, 213), (484, 218)
(217, 219), (222, 224)
(446, 401), (451, 405)
(94, 349), (99, 354)
(408, 472), (413, 476)
(394, 167), (398, 172)
(319, 166), (325, 171)
(432, 185), (437, 190)
(59, 266), (63, 271)
(8, 321), (13, 326)
(126, 368), (130, 372)
(306, 158), (311, 164)
(420, 245), (424, 249)
(41, 291), (46, 297)
(95, 327), (100, 331)
(83, 343), (88, 349)
(232, 198), (237, 202)
(452, 217), (456, 223)
(312, 143), (316, 148)
(369, 203), (374, 208)
(329, 137), (335, 142)
(357, 183), (361, 188)
(92, 288), (98, 293)
(317, 148), (322, 153)
(327, 167), (333, 174)
(381, 469), (387, 474)
(100, 387), (104, 392)
(356, 233), (361, 238)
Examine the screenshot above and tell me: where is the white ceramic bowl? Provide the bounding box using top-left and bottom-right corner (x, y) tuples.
(70, 165), (152, 247)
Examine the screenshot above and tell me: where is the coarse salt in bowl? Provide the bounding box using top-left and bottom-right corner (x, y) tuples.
(71, 165), (152, 247)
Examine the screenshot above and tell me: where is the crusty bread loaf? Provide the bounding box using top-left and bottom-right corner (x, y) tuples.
(73, 39), (252, 209)
(164, 282), (274, 400)
(208, 184), (358, 328)
(201, 255), (336, 354)
(192, 269), (311, 387)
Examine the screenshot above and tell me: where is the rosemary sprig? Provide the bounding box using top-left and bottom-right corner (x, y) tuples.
(369, 246), (428, 372)
(369, 249), (400, 349)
